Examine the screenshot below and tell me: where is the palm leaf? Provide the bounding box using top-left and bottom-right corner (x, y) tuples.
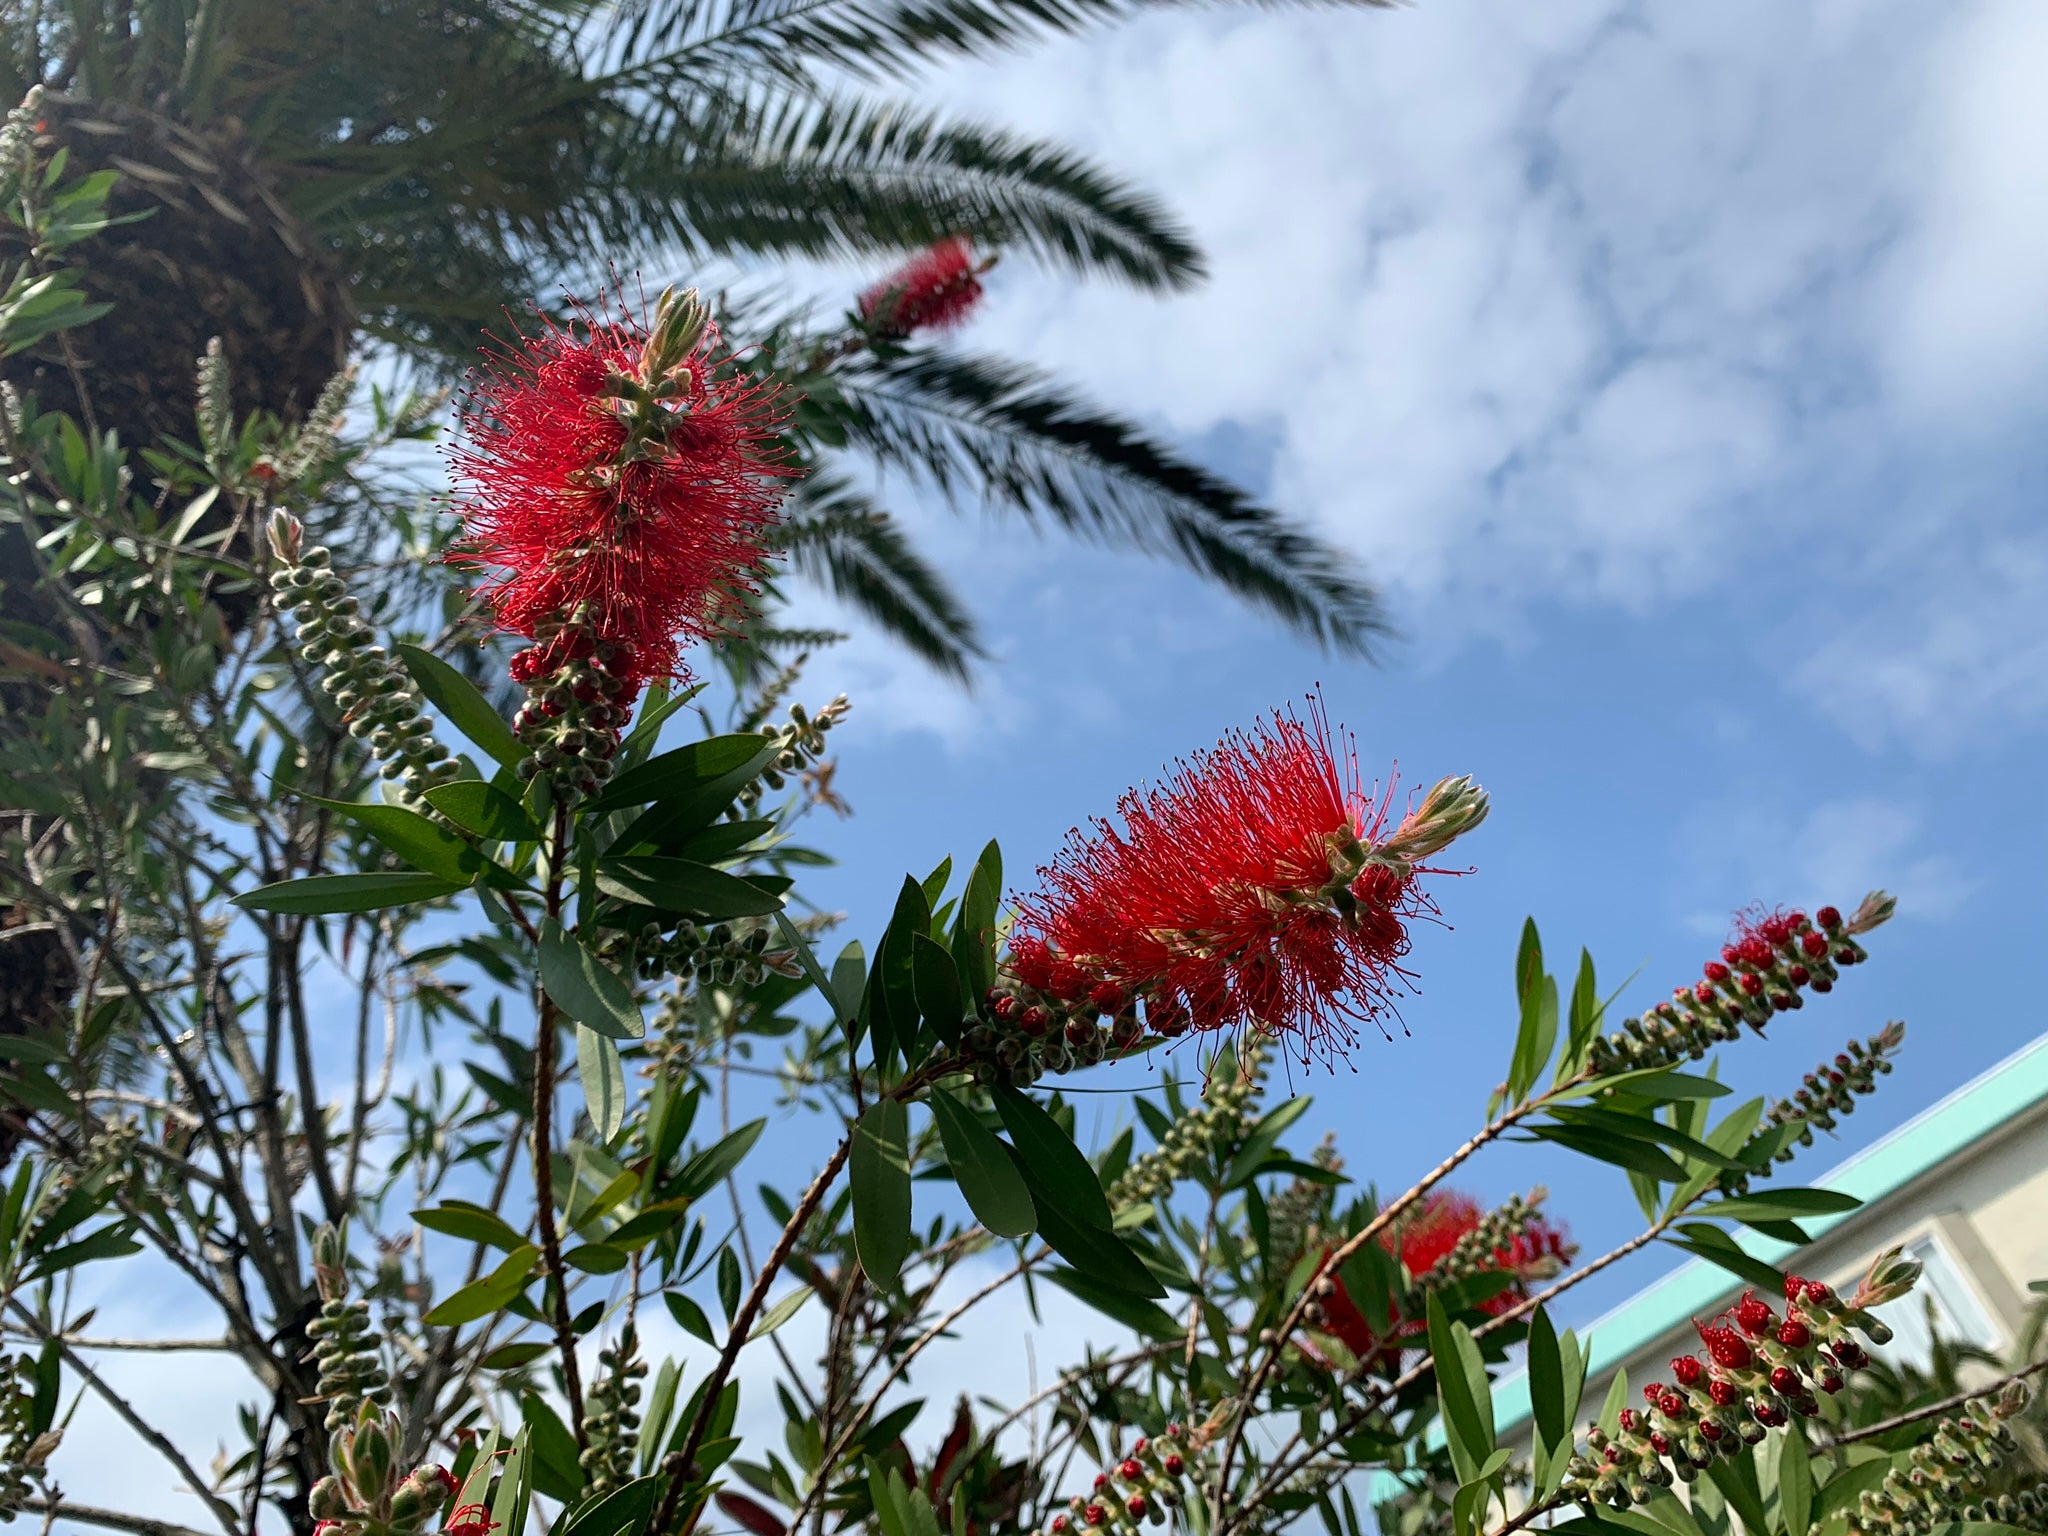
(779, 471), (985, 679)
(830, 348), (1390, 655)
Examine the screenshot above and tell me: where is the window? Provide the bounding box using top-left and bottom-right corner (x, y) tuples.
(1860, 1232), (2002, 1372)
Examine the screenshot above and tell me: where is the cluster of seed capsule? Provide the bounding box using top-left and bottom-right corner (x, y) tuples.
(625, 917), (777, 988)
(1852, 1386), (2044, 1536)
(1422, 1189), (1571, 1290)
(507, 615), (636, 803)
(580, 1326), (647, 1497)
(1756, 1021), (1905, 1168)
(730, 698), (848, 819)
(1589, 896), (1892, 1075)
(1046, 1425), (1199, 1535)
(1264, 1132), (1342, 1262)
(1565, 1264), (1907, 1508)
(1108, 1042), (1271, 1208)
(267, 516), (461, 798)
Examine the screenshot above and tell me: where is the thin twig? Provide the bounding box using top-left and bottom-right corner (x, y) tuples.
(1822, 1357), (2048, 1449)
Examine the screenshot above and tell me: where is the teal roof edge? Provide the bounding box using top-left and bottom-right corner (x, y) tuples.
(1472, 1029), (2048, 1442)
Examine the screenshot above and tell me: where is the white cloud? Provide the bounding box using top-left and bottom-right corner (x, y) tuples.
(904, 0), (2047, 738)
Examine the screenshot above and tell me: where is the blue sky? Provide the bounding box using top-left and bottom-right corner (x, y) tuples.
(773, 0), (2048, 1323)
(66, 1), (2048, 1520)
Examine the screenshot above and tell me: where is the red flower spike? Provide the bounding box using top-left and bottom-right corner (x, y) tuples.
(1671, 1356), (1703, 1387)
(1012, 699), (1482, 1062)
(859, 238), (987, 339)
(1009, 937), (1057, 992)
(448, 290), (794, 695)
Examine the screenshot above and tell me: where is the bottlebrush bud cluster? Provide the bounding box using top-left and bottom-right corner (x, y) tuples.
(1588, 895), (1894, 1075)
(1752, 1022), (1906, 1175)
(1566, 1247), (1920, 1508)
(1419, 1188), (1573, 1291)
(1852, 1386), (2042, 1536)
(266, 514), (461, 798)
(580, 1325), (646, 1496)
(1045, 1425), (1200, 1536)
(730, 697), (848, 819)
(963, 960), (1154, 1088)
(1107, 1042), (1271, 1206)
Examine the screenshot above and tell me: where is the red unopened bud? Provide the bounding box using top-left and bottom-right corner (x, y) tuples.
(1053, 1518), (1072, 1534)
(1671, 1356), (1703, 1387)
(1720, 946), (1741, 967)
(1817, 906), (1842, 931)
(1752, 1401), (1789, 1429)
(1804, 1281), (1835, 1306)
(1163, 1455), (1184, 1477)
(1704, 961), (1731, 983)
(1090, 983), (1124, 1014)
(1619, 1409), (1641, 1434)
(1811, 976), (1833, 993)
(1093, 1475), (1109, 1492)
(1788, 965), (1811, 986)
(1649, 1433), (1671, 1455)
(1778, 1319), (1811, 1348)
(1133, 1438), (1149, 1456)
(1835, 947), (1858, 965)
(1020, 1006), (1050, 1037)
(1739, 973), (1764, 997)
(1126, 1496), (1148, 1519)
(991, 994), (1018, 1021)
(1782, 1274), (1807, 1303)
(1085, 1505), (1108, 1528)
(1119, 1460), (1143, 1481)
(1737, 937), (1773, 968)
(1770, 1366), (1800, 1395)
(1066, 1020), (1095, 1046)
(1818, 1371), (1844, 1394)
(1695, 982), (1716, 1005)
(1709, 1378), (1740, 1407)
(1801, 931), (1827, 957)
(1659, 1393), (1687, 1419)
(1735, 1294), (1776, 1337)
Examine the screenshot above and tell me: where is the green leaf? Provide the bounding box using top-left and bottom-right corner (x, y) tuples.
(1615, 1072), (1733, 1102)
(1026, 1187), (1164, 1297)
(1597, 1367), (1630, 1435)
(587, 733), (776, 813)
(1558, 948), (1603, 1084)
(1041, 1267), (1183, 1341)
(1548, 1106), (1749, 1172)
(30, 1223), (142, 1277)
(426, 780), (543, 842)
(1775, 1431), (1814, 1536)
(399, 644), (523, 769)
(747, 1285), (812, 1341)
(308, 797), (482, 884)
(519, 1392), (585, 1503)
(556, 1477), (664, 1536)
(927, 1089), (1035, 1239)
(578, 1025), (626, 1142)
(910, 933), (964, 1046)
(675, 1119), (767, 1201)
(1528, 1307), (1565, 1452)
(425, 1244), (539, 1327)
(414, 1201), (527, 1252)
(1428, 1293), (1492, 1486)
(851, 1099), (913, 1288)
(831, 940), (869, 1025)
(596, 856), (783, 918)
(950, 840), (1002, 1002)
(1665, 1225), (1789, 1293)
(1222, 1095), (1313, 1189)
(1508, 971), (1559, 1105)
(1527, 1121), (1688, 1183)
(1705, 1188), (1861, 1222)
(232, 871), (465, 914)
(540, 923), (644, 1040)
(1703, 1456), (1769, 1536)
(604, 1198), (692, 1250)
(993, 1086), (1112, 1232)
(665, 1290), (716, 1346)
(480, 1342), (550, 1370)
(862, 878), (930, 1064)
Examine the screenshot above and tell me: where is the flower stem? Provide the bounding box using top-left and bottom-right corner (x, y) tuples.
(535, 801), (585, 1441)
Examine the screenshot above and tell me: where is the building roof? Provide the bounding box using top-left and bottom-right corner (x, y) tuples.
(1478, 1029), (2048, 1437)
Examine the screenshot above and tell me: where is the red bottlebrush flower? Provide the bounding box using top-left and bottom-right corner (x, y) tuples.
(1011, 699), (1484, 1061)
(1696, 1322), (1753, 1371)
(448, 288), (794, 693)
(859, 238), (987, 339)
(445, 1505), (500, 1536)
(1315, 1190), (1571, 1360)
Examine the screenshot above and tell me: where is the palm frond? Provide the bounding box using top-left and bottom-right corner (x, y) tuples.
(831, 348), (1390, 655)
(778, 471), (985, 679)
(603, 0), (1396, 86)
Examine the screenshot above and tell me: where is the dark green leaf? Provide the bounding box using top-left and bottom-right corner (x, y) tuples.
(1528, 1307), (1565, 1456)
(1775, 1431), (1814, 1536)
(426, 780), (543, 842)
(1428, 1293), (1491, 1486)
(747, 1285), (812, 1341)
(564, 1243), (628, 1275)
(1027, 1186), (1163, 1297)
(308, 796), (482, 884)
(1508, 972), (1559, 1106)
(1042, 1267), (1182, 1341)
(414, 1201), (527, 1252)
(910, 933), (964, 1047)
(399, 644), (523, 768)
(1527, 1122), (1688, 1183)
(578, 1025), (626, 1142)
(540, 923), (644, 1040)
(30, 1223), (142, 1277)
(675, 1120), (766, 1201)
(1223, 1095), (1312, 1189)
(927, 1089), (1035, 1238)
(425, 1244), (539, 1326)
(950, 840), (1002, 1001)
(596, 856), (783, 918)
(587, 734), (776, 813)
(232, 871), (465, 914)
(1666, 1224), (1789, 1293)
(1703, 1456), (1769, 1536)
(1548, 1106), (1749, 1172)
(851, 1099), (913, 1288)
(480, 1342), (550, 1370)
(1704, 1187), (1861, 1222)
(993, 1086), (1113, 1231)
(665, 1291), (715, 1346)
